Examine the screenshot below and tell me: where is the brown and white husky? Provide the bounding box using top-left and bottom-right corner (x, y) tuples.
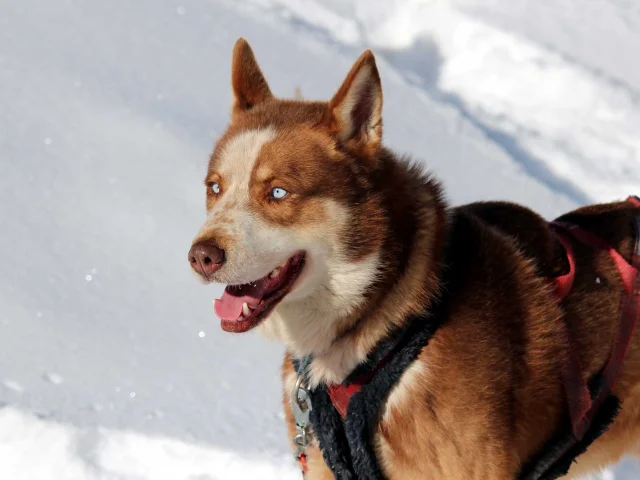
(189, 38), (640, 479)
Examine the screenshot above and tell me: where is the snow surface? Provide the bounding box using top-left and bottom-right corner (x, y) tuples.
(0, 0), (638, 478)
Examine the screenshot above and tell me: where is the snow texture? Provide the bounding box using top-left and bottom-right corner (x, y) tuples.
(0, 0), (638, 478)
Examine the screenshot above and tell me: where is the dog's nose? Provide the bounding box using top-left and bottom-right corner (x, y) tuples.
(188, 242), (225, 278)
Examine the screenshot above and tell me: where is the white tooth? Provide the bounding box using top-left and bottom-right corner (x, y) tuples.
(270, 268), (280, 278)
(242, 302), (251, 316)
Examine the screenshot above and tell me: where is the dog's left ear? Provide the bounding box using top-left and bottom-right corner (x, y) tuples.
(231, 38), (272, 118)
(325, 50), (383, 155)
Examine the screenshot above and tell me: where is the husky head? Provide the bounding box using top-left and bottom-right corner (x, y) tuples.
(189, 39), (388, 356)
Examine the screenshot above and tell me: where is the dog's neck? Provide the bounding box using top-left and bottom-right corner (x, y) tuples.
(298, 160), (448, 388)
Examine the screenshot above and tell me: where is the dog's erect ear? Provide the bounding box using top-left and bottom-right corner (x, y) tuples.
(325, 50), (383, 154)
(231, 38), (272, 117)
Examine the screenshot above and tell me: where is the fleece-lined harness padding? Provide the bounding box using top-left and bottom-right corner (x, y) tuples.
(293, 196), (640, 480)
(293, 303), (449, 479)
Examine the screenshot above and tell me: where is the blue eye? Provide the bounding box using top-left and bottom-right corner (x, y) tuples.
(211, 182), (220, 194)
(271, 187), (288, 199)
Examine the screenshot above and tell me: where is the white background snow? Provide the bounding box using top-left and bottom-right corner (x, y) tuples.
(0, 0), (639, 478)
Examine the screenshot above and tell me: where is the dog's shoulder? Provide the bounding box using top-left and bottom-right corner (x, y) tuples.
(450, 201), (568, 278)
(556, 199), (639, 263)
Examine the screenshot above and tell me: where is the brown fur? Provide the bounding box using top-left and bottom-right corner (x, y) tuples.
(195, 39), (640, 478)
(282, 196), (640, 479)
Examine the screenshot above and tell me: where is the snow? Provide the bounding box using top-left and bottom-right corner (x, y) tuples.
(0, 0), (638, 478)
(0, 407), (299, 480)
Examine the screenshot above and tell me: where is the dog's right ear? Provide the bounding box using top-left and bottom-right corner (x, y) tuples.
(230, 38), (272, 119)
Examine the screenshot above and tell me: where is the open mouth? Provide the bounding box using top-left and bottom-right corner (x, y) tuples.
(214, 252), (306, 333)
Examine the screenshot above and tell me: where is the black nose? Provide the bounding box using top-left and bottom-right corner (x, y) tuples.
(188, 242), (225, 279)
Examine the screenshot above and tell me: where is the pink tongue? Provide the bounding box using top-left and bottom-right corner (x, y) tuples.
(214, 278), (271, 321)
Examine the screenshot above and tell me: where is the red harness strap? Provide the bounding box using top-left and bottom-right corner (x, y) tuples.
(550, 232), (577, 301)
(550, 195), (640, 440)
(328, 352), (393, 419)
(329, 381), (366, 419)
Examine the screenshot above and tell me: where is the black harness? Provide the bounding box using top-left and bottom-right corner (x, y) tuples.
(293, 309), (446, 479)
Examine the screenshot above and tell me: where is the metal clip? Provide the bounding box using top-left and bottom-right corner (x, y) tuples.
(291, 376), (313, 460)
(292, 376), (312, 427)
